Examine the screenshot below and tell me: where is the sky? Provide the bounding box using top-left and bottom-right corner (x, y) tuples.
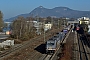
(0, 0), (90, 20)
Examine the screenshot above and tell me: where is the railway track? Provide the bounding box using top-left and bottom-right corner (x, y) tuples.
(38, 54), (53, 60)
(0, 35), (47, 59)
(38, 30), (72, 60)
(39, 27), (73, 60)
(43, 54), (53, 60)
(77, 33), (89, 60)
(58, 28), (75, 60)
(0, 33), (45, 59)
(0, 44), (23, 57)
(0, 29), (61, 60)
(82, 34), (90, 60)
(0, 37), (48, 59)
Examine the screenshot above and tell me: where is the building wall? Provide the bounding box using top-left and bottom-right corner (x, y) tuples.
(79, 20), (89, 24)
(44, 24), (52, 31)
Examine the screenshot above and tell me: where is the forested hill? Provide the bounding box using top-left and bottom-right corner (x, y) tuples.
(5, 6), (90, 22)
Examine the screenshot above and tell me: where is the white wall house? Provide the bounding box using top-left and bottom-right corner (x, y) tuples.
(33, 21), (52, 34)
(44, 23), (52, 31)
(77, 17), (90, 24)
(78, 17), (90, 21)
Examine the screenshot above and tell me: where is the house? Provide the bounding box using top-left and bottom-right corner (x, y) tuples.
(44, 23), (52, 31)
(79, 20), (90, 24)
(78, 17), (90, 24)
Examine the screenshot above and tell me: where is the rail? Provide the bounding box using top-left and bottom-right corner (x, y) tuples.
(0, 29), (60, 60)
(77, 33), (89, 60)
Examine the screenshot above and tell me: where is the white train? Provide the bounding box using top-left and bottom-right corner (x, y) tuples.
(46, 32), (65, 54)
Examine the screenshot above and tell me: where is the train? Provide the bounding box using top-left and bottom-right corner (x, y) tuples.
(63, 25), (72, 34)
(46, 32), (65, 54)
(46, 25), (72, 54)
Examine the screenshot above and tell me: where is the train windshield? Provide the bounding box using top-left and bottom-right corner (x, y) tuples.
(47, 43), (54, 46)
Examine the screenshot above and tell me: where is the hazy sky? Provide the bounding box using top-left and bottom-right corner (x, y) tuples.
(0, 0), (90, 19)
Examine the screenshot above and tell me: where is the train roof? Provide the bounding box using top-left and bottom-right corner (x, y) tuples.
(47, 39), (56, 43)
(56, 32), (64, 34)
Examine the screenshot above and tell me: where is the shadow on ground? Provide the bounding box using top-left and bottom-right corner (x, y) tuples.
(34, 43), (46, 54)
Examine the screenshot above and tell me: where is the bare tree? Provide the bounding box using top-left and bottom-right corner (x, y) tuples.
(0, 11), (4, 32)
(11, 16), (37, 41)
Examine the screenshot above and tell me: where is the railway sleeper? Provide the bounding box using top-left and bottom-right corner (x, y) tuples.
(46, 50), (55, 54)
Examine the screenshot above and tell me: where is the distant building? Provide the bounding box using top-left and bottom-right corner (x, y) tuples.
(33, 20), (43, 35)
(79, 20), (89, 24)
(77, 17), (90, 24)
(78, 17), (90, 24)
(78, 17), (90, 21)
(32, 20), (52, 34)
(44, 23), (52, 31)
(67, 20), (79, 26)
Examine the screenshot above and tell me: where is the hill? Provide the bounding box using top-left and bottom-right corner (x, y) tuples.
(4, 6), (90, 22)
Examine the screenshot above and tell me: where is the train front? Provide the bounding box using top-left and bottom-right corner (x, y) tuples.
(46, 39), (56, 54)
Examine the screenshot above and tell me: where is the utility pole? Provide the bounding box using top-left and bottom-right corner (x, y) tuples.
(44, 20), (45, 42)
(51, 17), (53, 26)
(58, 19), (60, 29)
(51, 17), (53, 29)
(20, 21), (22, 37)
(29, 18), (30, 32)
(64, 19), (65, 28)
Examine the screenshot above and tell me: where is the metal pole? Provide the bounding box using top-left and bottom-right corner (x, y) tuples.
(58, 19), (59, 29)
(64, 19), (65, 28)
(20, 21), (22, 37)
(44, 20), (45, 42)
(51, 17), (53, 26)
(44, 28), (45, 42)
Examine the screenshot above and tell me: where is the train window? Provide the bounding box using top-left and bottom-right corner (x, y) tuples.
(48, 43), (54, 46)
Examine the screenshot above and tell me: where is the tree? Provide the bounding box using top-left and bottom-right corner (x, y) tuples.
(11, 16), (25, 39)
(11, 16), (37, 41)
(0, 11), (4, 32)
(46, 16), (52, 23)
